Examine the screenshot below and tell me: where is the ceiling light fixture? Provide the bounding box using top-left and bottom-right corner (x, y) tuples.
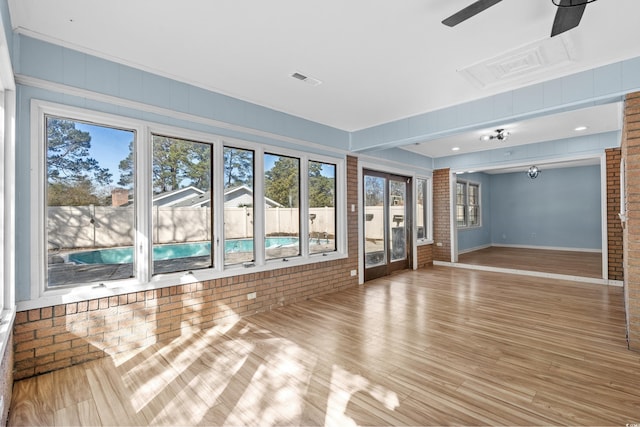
(527, 165), (541, 179)
(551, 0), (597, 7)
(480, 129), (510, 141)
(574, 126), (587, 131)
(452, 147), (460, 151)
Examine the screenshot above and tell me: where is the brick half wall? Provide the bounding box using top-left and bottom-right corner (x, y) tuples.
(13, 156), (361, 380)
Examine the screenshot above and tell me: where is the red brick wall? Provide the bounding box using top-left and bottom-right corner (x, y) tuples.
(606, 148), (624, 281)
(13, 156), (360, 380)
(622, 93), (640, 351)
(432, 169), (451, 262)
(416, 244), (434, 269)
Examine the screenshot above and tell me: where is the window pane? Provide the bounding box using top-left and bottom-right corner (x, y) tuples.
(469, 206), (479, 226)
(46, 117), (135, 287)
(224, 147), (255, 265)
(264, 153), (300, 260)
(456, 182), (465, 204)
(152, 135), (212, 274)
(456, 205), (467, 227)
(416, 178), (426, 239)
(309, 161), (336, 254)
(364, 175), (386, 267)
(469, 184), (479, 205)
(389, 179), (407, 261)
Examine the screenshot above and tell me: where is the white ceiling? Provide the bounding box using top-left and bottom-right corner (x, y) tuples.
(7, 0), (639, 153)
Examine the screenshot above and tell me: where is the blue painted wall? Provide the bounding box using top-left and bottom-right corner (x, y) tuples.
(489, 165), (602, 250)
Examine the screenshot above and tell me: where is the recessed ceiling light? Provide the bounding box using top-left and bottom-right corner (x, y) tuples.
(574, 126), (587, 131)
(452, 147), (460, 151)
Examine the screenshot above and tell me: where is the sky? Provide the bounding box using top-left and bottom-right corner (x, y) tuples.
(76, 122), (133, 188)
(76, 122), (336, 192)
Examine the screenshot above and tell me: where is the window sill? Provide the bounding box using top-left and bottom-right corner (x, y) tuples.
(17, 251), (349, 311)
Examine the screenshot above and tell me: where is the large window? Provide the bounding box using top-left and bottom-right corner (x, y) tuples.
(223, 146), (254, 266)
(309, 161), (336, 254)
(46, 116), (136, 288)
(151, 134), (212, 274)
(264, 153), (300, 260)
(457, 180), (480, 228)
(416, 177), (431, 241)
(33, 102), (345, 294)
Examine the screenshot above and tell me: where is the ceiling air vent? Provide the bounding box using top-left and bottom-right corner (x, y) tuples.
(291, 71), (322, 86)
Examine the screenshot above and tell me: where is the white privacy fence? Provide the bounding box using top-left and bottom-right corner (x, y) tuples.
(48, 206), (336, 250)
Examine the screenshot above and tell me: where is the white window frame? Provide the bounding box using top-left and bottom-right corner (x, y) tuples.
(415, 176), (433, 244)
(28, 100), (347, 306)
(456, 179), (481, 229)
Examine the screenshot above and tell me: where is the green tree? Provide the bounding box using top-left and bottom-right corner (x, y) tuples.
(117, 141), (134, 187)
(47, 178), (102, 206)
(223, 147), (253, 189)
(309, 162), (335, 207)
(265, 156), (299, 207)
(47, 118), (112, 186)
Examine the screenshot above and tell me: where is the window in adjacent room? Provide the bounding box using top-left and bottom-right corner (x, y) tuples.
(457, 179), (481, 228)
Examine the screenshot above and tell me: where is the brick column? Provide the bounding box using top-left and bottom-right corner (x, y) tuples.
(433, 169), (451, 262)
(622, 92), (640, 351)
(606, 148), (624, 281)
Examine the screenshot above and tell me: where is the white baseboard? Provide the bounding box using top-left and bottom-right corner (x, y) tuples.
(433, 260), (616, 286)
(490, 243), (602, 253)
(458, 244), (492, 255)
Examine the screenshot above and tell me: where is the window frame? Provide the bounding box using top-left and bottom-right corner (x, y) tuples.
(415, 176), (433, 244)
(456, 179), (481, 229)
(29, 101), (347, 304)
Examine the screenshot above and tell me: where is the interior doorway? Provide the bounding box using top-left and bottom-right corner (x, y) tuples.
(363, 170), (412, 281)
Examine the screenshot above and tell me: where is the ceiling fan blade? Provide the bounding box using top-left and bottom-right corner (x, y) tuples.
(551, 0), (587, 37)
(442, 0), (503, 27)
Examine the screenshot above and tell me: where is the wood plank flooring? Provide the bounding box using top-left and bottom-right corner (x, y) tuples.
(9, 266), (640, 426)
(457, 247), (603, 278)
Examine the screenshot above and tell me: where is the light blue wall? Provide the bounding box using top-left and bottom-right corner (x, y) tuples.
(456, 172), (492, 252)
(489, 165), (602, 250)
(11, 34), (437, 302)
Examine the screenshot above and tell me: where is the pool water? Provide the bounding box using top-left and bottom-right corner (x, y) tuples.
(68, 237), (301, 264)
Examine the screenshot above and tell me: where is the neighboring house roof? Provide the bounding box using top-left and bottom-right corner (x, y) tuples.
(154, 184), (283, 208)
(153, 186), (205, 207)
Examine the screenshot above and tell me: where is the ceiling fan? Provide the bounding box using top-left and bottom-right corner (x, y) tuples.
(442, 0), (597, 37)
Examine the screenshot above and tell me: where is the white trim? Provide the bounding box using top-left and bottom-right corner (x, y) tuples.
(491, 243), (602, 253)
(433, 261), (619, 286)
(450, 170), (458, 263)
(599, 153), (609, 281)
(16, 74), (350, 157)
(458, 243), (492, 255)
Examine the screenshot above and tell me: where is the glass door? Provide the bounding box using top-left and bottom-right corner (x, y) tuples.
(364, 170), (411, 281)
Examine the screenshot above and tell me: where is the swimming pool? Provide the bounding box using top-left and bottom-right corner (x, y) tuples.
(67, 237), (300, 264)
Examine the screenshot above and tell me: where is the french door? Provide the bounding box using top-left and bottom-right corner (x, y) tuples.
(363, 170), (412, 281)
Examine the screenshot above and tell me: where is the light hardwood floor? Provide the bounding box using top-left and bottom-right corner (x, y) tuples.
(457, 247), (603, 278)
(9, 266), (640, 426)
